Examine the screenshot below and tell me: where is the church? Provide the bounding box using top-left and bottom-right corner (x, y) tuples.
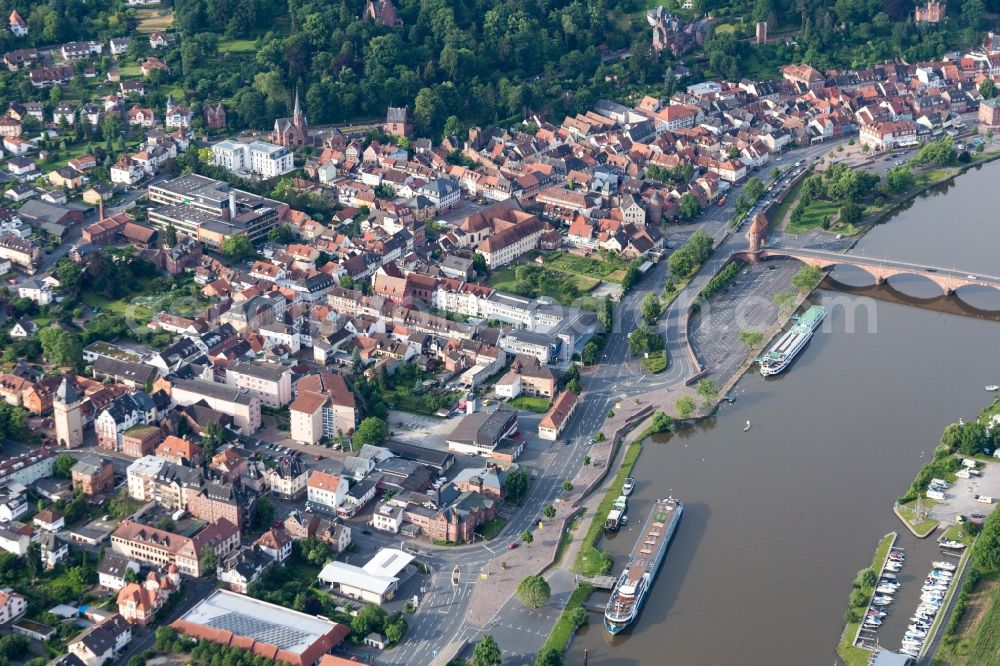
(272, 90), (308, 148)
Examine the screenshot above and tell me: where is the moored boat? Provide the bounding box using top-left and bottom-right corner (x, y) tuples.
(604, 497), (683, 634)
(759, 305), (826, 377)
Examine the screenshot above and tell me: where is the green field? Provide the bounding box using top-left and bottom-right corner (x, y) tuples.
(134, 8), (173, 33)
(81, 291), (154, 321)
(543, 251), (627, 284)
(474, 517), (508, 541)
(938, 574), (1000, 665)
(540, 582), (594, 656)
(487, 266), (600, 306)
(507, 395), (552, 413)
(219, 38), (257, 53)
(785, 199), (840, 234)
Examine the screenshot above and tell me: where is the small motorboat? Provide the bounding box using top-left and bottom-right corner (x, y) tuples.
(933, 561), (957, 571)
(940, 540), (967, 550)
(622, 477), (635, 496)
(888, 552), (905, 561)
(744, 420), (751, 432)
(881, 571), (898, 580)
(864, 617), (882, 626)
(885, 562), (902, 572)
(876, 585), (898, 594)
(987, 385), (999, 391)
(872, 596), (894, 606)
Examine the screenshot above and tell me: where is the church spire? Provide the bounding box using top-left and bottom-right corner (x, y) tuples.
(293, 88), (304, 128)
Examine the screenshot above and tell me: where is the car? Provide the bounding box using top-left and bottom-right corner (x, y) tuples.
(362, 529), (372, 535)
(508, 542), (519, 550)
(968, 275), (980, 280)
(925, 268), (937, 273)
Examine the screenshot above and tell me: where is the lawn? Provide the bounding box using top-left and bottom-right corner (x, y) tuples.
(219, 38), (256, 53)
(785, 199), (840, 234)
(117, 65), (142, 78)
(81, 290), (154, 322)
(575, 441), (643, 576)
(543, 251), (627, 284)
(837, 532), (896, 666)
(474, 517), (508, 541)
(487, 265), (600, 306)
(896, 499), (940, 537)
(507, 395), (552, 413)
(640, 350), (668, 374)
(540, 582), (594, 656)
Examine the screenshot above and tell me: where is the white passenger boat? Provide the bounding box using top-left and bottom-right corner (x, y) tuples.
(940, 540), (967, 550)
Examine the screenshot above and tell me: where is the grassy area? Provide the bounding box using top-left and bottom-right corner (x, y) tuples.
(575, 441), (643, 576)
(785, 199), (840, 234)
(135, 8), (174, 33)
(474, 517), (508, 541)
(543, 251), (627, 284)
(553, 513), (582, 568)
(81, 290), (154, 321)
(769, 171), (804, 231)
(384, 389), (461, 417)
(219, 38), (256, 53)
(837, 532), (896, 666)
(117, 65), (142, 78)
(486, 265), (600, 306)
(540, 583), (594, 656)
(640, 350), (668, 373)
(938, 573), (1000, 665)
(507, 395), (552, 413)
(896, 499), (941, 537)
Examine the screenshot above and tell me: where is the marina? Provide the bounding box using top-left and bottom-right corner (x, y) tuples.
(603, 497), (683, 635)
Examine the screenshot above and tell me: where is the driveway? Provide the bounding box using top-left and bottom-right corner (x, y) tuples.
(928, 460), (1000, 522)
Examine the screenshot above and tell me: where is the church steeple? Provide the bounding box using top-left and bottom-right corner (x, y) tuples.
(293, 88), (304, 129)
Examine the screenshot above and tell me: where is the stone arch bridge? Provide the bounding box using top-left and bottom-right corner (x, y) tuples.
(747, 247), (1000, 295)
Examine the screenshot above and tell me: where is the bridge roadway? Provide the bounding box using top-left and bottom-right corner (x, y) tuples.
(757, 246), (1000, 293)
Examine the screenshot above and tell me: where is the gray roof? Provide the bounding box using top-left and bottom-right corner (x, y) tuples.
(171, 378), (257, 406)
(227, 360), (288, 383)
(92, 355), (158, 384)
(55, 377), (80, 404)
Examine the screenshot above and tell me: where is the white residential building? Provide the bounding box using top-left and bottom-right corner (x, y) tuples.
(306, 470), (346, 511)
(212, 140), (293, 178)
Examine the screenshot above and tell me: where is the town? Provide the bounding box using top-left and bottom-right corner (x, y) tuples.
(0, 2), (997, 666)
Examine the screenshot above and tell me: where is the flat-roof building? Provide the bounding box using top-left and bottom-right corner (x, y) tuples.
(173, 589), (350, 666)
(317, 548), (414, 604)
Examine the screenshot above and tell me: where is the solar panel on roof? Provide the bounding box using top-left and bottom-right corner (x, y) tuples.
(205, 612), (311, 649)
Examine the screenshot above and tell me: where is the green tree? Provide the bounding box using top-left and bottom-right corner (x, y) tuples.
(250, 497), (275, 531)
(598, 295), (614, 332)
(472, 253), (488, 276)
(791, 265), (824, 292)
(855, 568), (877, 589)
(649, 410), (674, 433)
(739, 329), (764, 348)
(627, 327), (648, 355)
(542, 504), (556, 518)
(268, 225), (294, 244)
(621, 265), (641, 292)
(535, 647), (565, 666)
(38, 326), (82, 368)
(676, 395), (696, 419)
(352, 604), (389, 637)
(53, 454), (76, 478)
(505, 467), (529, 503)
(472, 634), (503, 666)
(353, 417), (389, 446)
(25, 541), (41, 579)
(198, 547), (218, 576)
(695, 378), (718, 406)
(164, 224), (178, 248)
(55, 257), (82, 293)
(839, 201), (863, 224)
(680, 192), (701, 220)
(385, 614), (407, 644)
(520, 529), (534, 544)
(885, 165), (915, 193)
(221, 234), (256, 262)
(849, 588), (867, 608)
(516, 574), (551, 608)
(640, 292), (662, 325)
(582, 340), (600, 365)
(200, 421), (225, 460)
(774, 290), (797, 310)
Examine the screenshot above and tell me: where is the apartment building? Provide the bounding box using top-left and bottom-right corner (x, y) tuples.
(212, 140), (294, 178)
(306, 471), (346, 512)
(224, 361), (292, 408)
(169, 378), (261, 433)
(289, 373), (357, 445)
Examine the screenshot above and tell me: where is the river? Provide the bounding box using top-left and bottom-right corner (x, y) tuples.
(568, 160), (1000, 665)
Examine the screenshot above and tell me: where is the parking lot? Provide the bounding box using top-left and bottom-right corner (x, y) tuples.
(929, 460), (1000, 522)
(689, 257), (802, 384)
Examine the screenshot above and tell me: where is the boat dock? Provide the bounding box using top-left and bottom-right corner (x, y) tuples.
(856, 544), (906, 651)
(591, 575), (617, 590)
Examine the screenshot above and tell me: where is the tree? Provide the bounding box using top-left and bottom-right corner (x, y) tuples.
(696, 378), (718, 406)
(516, 574), (551, 608)
(543, 504), (556, 518)
(582, 340), (600, 365)
(268, 225), (294, 244)
(562, 480), (573, 492)
(739, 329), (764, 348)
(520, 529), (534, 544)
(385, 613), (407, 644)
(598, 295), (614, 332)
(505, 467), (529, 503)
(55, 258), (82, 293)
(221, 234), (256, 262)
(352, 604), (388, 637)
(198, 547), (218, 576)
(774, 290), (797, 310)
(200, 421), (225, 460)
(353, 417), (389, 446)
(680, 192), (701, 220)
(163, 224), (178, 248)
(628, 327), (648, 355)
(472, 253), (488, 277)
(649, 411), (674, 433)
(53, 454), (76, 478)
(38, 326), (82, 368)
(621, 265), (641, 292)
(250, 497), (275, 531)
(25, 542), (41, 579)
(640, 292), (662, 325)
(472, 635), (502, 666)
(839, 201), (862, 225)
(791, 265), (824, 292)
(566, 376), (582, 394)
(855, 568), (877, 589)
(676, 395), (696, 418)
(535, 647), (565, 666)
(885, 166), (915, 193)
